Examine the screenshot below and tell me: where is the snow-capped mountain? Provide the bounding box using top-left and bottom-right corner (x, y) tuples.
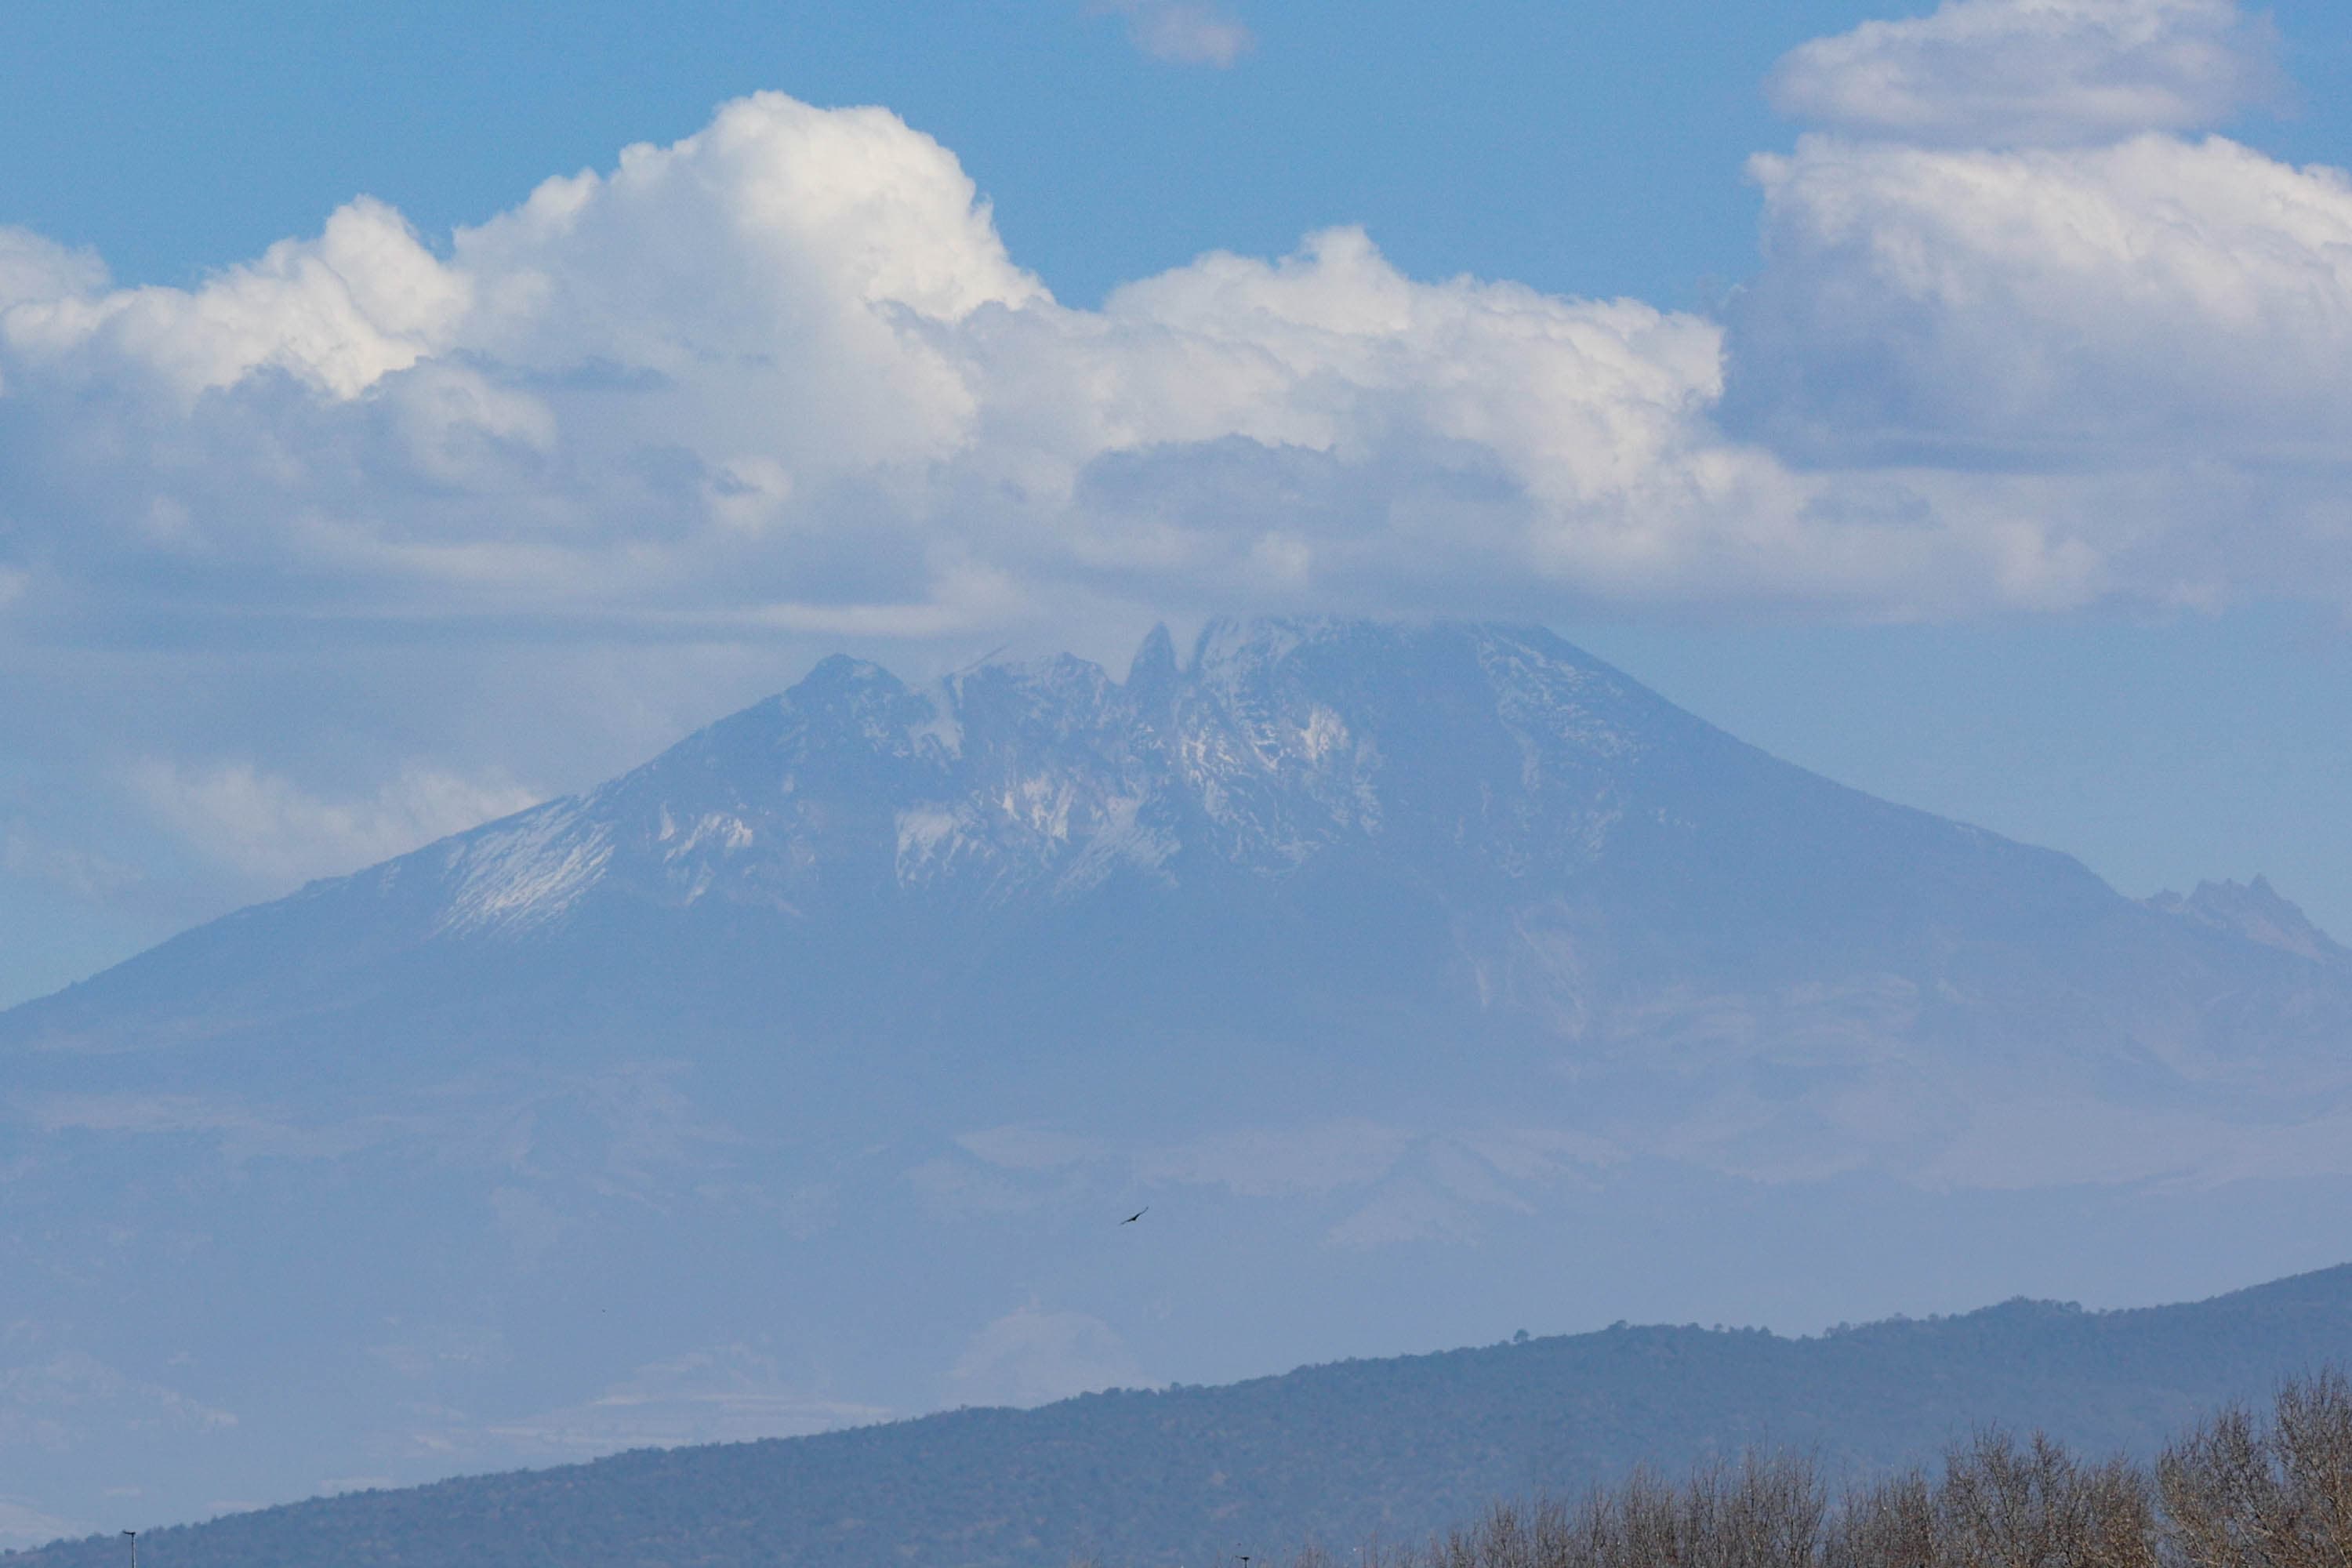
(5, 619), (2350, 1539)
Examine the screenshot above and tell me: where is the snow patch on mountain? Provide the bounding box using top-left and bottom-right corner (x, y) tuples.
(1055, 791), (1178, 895)
(437, 801), (615, 935)
(894, 805), (975, 886)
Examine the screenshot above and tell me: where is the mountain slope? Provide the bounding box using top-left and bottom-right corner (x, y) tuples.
(16, 619), (2343, 1111)
(11, 1263), (2352, 1568)
(4, 619), (2350, 1535)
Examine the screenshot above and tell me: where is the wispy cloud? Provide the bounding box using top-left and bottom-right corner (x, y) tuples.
(0, 1498), (91, 1553)
(2, 822), (140, 903)
(1770, 0), (2281, 146)
(129, 759), (539, 889)
(947, 1306), (1145, 1406)
(1100, 1), (1254, 67)
(0, 1349), (236, 1450)
(21, 1092), (390, 1163)
(478, 1343), (888, 1457)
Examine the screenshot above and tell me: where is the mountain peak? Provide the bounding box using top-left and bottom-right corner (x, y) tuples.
(797, 652), (900, 691)
(1127, 622), (1178, 685)
(2147, 876), (2349, 964)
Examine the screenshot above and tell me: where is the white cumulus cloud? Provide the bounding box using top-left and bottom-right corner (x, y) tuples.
(1737, 132), (2352, 462)
(0, 88), (2125, 644)
(1726, 2), (2352, 612)
(1770, 0), (2281, 147)
(2, 198), (466, 401)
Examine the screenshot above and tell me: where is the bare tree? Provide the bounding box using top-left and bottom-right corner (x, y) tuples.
(1261, 1373), (2352, 1568)
(2163, 1370), (2352, 1568)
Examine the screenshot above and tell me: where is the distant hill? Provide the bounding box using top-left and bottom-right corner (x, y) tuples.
(13, 1262), (2352, 1568)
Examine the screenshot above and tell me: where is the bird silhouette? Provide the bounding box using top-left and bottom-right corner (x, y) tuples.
(1121, 1206), (1149, 1225)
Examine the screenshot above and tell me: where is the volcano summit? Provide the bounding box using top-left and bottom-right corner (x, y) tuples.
(5, 619), (2349, 1534)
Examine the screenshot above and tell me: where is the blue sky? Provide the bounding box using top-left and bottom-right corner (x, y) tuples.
(4, 0), (2352, 1006)
(2, 0), (1911, 306)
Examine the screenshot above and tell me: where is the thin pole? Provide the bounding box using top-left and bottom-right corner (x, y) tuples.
(122, 1531), (136, 1568)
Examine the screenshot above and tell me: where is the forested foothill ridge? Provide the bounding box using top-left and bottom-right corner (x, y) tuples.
(10, 1261), (2351, 1568)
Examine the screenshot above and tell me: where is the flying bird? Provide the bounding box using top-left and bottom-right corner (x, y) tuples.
(1121, 1206), (1149, 1225)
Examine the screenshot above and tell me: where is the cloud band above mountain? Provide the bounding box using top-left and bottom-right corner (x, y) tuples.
(0, 0), (2345, 658)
